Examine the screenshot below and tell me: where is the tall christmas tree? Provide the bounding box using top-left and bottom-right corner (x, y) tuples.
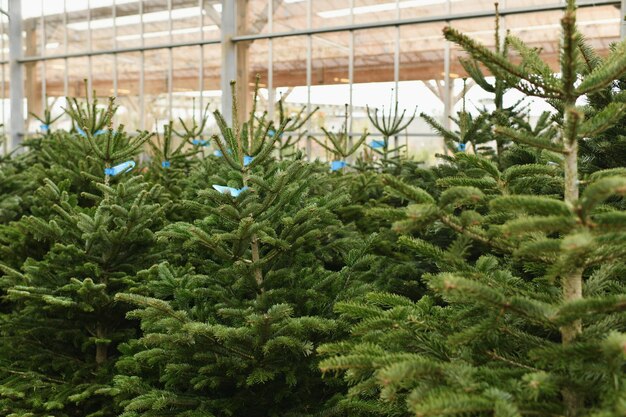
(113, 82), (375, 417)
(0, 95), (165, 417)
(364, 97), (416, 172)
(320, 2), (626, 417)
(578, 39), (626, 176)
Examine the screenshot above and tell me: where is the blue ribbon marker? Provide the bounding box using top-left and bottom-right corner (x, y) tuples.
(457, 143), (466, 152)
(40, 124), (50, 133)
(268, 130), (284, 139)
(214, 149), (233, 157)
(369, 140), (385, 149)
(162, 161), (171, 168)
(192, 139), (209, 146)
(212, 184), (249, 197)
(244, 156), (253, 166)
(104, 160), (136, 176)
(330, 160), (347, 172)
(77, 128), (106, 137)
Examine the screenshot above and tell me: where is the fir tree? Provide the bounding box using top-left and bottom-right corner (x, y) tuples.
(171, 101), (211, 145)
(312, 104), (369, 170)
(0, 93), (153, 268)
(421, 84), (491, 156)
(321, 2), (626, 417)
(30, 105), (63, 137)
(271, 95), (318, 161)
(578, 40), (626, 176)
(113, 82), (375, 417)
(457, 2), (513, 160)
(0, 95), (165, 417)
(143, 120), (202, 209)
(365, 97), (416, 173)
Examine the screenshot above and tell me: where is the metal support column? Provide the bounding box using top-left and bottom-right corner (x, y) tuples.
(198, 0), (205, 118)
(394, 0), (400, 150)
(87, 0), (93, 98)
(235, 0), (249, 122)
(221, 0), (237, 123)
(140, 0), (145, 130)
(168, 0), (173, 121)
(305, 0), (312, 159)
(8, 0), (24, 150)
(621, 0), (626, 39)
(63, 0), (68, 98)
(345, 0), (354, 161)
(220, 0), (248, 123)
(442, 0), (452, 155)
(268, 0), (274, 121)
(112, 0), (117, 98)
(1, 12), (6, 155)
(40, 0), (46, 113)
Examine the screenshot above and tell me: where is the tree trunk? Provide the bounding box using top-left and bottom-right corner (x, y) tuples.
(95, 323), (108, 365)
(561, 113), (583, 416)
(104, 162), (111, 186)
(251, 236), (263, 291)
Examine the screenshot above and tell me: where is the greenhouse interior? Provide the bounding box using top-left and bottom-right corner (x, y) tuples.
(1, 0), (626, 416)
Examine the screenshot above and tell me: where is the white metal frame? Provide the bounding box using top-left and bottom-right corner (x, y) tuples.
(8, 0), (23, 150)
(1, 0), (621, 152)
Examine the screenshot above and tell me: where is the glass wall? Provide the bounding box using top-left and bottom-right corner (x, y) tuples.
(2, 0), (623, 160)
(1, 1), (8, 154)
(13, 0), (222, 140)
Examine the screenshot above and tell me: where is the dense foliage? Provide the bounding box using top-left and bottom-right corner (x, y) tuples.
(1, 3), (625, 417)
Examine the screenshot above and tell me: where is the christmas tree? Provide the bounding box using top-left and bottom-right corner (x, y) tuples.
(578, 40), (626, 176)
(364, 97), (416, 172)
(0, 95), (165, 417)
(113, 82), (376, 417)
(320, 2), (626, 417)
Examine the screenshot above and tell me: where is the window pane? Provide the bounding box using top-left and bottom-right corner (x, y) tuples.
(44, 59), (70, 129)
(353, 0), (398, 25)
(272, 0), (308, 33)
(246, 0), (270, 35)
(172, 46), (200, 127)
(116, 52), (142, 128)
(144, 48), (168, 131)
(312, 0), (352, 29)
(272, 35), (308, 154)
(200, 43), (222, 130)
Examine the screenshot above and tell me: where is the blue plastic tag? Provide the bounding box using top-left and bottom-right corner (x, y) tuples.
(192, 139), (209, 146)
(457, 143), (466, 152)
(330, 160), (347, 171)
(162, 161), (171, 168)
(77, 128), (106, 137)
(244, 156), (253, 166)
(40, 124), (50, 132)
(369, 140), (385, 149)
(104, 160), (136, 176)
(212, 184), (249, 197)
(214, 149), (233, 157)
(267, 130), (284, 139)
